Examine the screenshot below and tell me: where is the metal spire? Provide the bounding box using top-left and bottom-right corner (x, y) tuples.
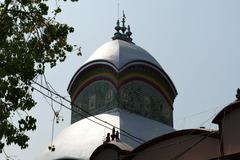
(112, 11), (134, 43)
(123, 10), (126, 19)
(121, 10), (127, 34)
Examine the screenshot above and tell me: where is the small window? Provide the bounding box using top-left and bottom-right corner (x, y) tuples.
(105, 90), (113, 102)
(89, 95), (96, 110)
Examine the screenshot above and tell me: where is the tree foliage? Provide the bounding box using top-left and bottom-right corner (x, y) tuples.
(0, 0), (79, 153)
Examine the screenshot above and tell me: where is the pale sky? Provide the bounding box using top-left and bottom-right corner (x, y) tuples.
(1, 0), (240, 159)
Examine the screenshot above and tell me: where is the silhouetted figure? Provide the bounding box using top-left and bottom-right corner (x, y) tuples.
(236, 88), (240, 101)
(116, 131), (120, 140)
(105, 133), (110, 143)
(111, 127), (116, 140)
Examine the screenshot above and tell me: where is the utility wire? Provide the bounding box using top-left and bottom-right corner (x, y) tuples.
(33, 79), (220, 146)
(32, 80), (146, 143)
(121, 130), (216, 159)
(175, 106), (221, 129)
(42, 75), (63, 112)
(121, 132), (218, 160)
(31, 85), (144, 144)
(171, 132), (214, 160)
(31, 80), (221, 159)
(120, 108), (221, 159)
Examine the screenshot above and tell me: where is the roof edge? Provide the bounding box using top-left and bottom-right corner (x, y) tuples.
(212, 101), (240, 124)
(132, 129), (219, 154)
(90, 141), (132, 160)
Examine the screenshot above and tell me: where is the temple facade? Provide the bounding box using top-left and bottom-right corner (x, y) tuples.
(38, 16), (240, 160)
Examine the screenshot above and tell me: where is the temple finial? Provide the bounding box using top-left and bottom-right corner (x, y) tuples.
(123, 10), (126, 19)
(112, 20), (122, 40)
(121, 11), (126, 33)
(236, 88), (240, 101)
(126, 25), (133, 42)
(112, 11), (134, 43)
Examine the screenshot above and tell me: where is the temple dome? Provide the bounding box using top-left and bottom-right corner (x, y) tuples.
(39, 15), (178, 160)
(84, 39), (162, 70)
(67, 39), (177, 109)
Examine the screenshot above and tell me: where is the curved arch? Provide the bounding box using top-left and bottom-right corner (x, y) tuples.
(90, 142), (132, 160)
(68, 62), (177, 104)
(67, 60), (177, 97)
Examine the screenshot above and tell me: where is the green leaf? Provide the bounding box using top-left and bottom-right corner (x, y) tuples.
(0, 0), (81, 153)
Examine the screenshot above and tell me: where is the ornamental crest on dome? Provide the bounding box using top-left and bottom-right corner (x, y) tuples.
(112, 11), (134, 43)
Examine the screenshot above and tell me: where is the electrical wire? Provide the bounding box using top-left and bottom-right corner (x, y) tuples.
(31, 79), (224, 159)
(171, 132), (215, 160)
(30, 85), (144, 144)
(31, 79), (223, 157)
(31, 80), (146, 143)
(121, 130), (216, 159)
(118, 106), (222, 159)
(51, 112), (56, 146)
(175, 106), (221, 129)
(42, 75), (63, 112)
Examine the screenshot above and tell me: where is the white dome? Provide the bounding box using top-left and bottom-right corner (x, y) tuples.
(84, 40), (162, 69)
(38, 109), (174, 160)
(67, 39), (168, 94)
